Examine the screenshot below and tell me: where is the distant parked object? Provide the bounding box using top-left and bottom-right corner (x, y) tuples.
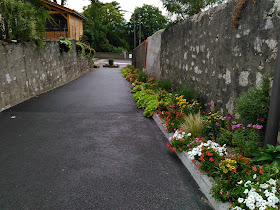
(42, 0), (87, 41)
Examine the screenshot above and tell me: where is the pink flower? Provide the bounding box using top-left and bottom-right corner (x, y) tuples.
(226, 116), (232, 120)
(247, 124), (252, 127)
(220, 189), (223, 194)
(216, 122), (219, 127)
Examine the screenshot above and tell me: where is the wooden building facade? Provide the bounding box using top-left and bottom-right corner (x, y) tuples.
(42, 0), (87, 40)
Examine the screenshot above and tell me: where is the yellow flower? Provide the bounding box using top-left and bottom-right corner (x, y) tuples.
(220, 166), (225, 169)
(223, 169), (228, 173)
(226, 164), (231, 168)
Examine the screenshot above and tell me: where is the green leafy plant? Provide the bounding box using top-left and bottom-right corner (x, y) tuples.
(138, 70), (149, 83)
(76, 42), (85, 57)
(59, 37), (72, 55)
(158, 78), (172, 92)
(0, 0), (49, 48)
(216, 129), (233, 147)
(202, 112), (221, 140)
(251, 144), (280, 169)
(177, 85), (198, 101)
(182, 112), (204, 137)
(236, 77), (271, 126)
(109, 58), (114, 65)
(232, 127), (261, 157)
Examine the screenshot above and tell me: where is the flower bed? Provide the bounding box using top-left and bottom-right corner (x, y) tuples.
(121, 65), (280, 210)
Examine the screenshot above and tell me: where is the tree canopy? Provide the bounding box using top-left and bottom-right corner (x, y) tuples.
(127, 4), (168, 50)
(161, 0), (224, 21)
(82, 0), (129, 52)
(0, 0), (49, 47)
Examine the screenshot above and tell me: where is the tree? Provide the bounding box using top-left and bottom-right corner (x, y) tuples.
(0, 0), (49, 47)
(82, 1), (129, 52)
(161, 0), (224, 21)
(127, 4), (168, 50)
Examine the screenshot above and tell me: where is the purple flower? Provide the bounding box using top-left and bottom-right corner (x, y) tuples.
(226, 116), (232, 120)
(232, 125), (237, 130)
(207, 103), (211, 106)
(242, 127), (245, 129)
(216, 122), (219, 127)
(247, 124), (252, 127)
(253, 124), (263, 130)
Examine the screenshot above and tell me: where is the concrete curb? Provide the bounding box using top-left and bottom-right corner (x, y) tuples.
(152, 114), (231, 210)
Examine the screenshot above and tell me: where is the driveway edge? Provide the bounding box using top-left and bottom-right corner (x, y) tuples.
(152, 113), (231, 210)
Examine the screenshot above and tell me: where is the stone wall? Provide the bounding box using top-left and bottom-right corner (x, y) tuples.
(95, 52), (129, 59)
(136, 0), (280, 114)
(0, 40), (93, 111)
(132, 41), (146, 71)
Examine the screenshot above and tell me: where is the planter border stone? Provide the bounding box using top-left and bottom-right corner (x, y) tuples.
(152, 113), (231, 210)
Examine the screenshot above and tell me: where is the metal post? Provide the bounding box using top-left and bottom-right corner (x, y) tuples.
(264, 40), (280, 146)
(133, 13), (136, 49)
(139, 14), (141, 45)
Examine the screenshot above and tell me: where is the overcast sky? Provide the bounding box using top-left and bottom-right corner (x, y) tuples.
(65, 0), (168, 21)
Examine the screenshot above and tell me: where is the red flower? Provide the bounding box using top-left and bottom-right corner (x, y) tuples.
(209, 157), (214, 162)
(206, 152), (213, 156)
(199, 156), (205, 161)
(259, 170), (263, 174)
(252, 166), (257, 172)
(233, 168), (237, 173)
(201, 153), (205, 157)
(259, 165), (263, 170)
(214, 161), (217, 165)
(196, 164), (200, 170)
(192, 159), (196, 162)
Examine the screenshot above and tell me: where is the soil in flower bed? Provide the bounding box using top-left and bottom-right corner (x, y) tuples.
(103, 64), (120, 68)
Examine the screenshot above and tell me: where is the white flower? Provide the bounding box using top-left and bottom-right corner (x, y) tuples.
(237, 180), (243, 185)
(260, 183), (269, 189)
(232, 206), (243, 210)
(267, 179), (277, 186)
(238, 198), (244, 203)
(244, 189), (249, 194)
(253, 174), (257, 179)
(187, 133), (191, 137)
(244, 181), (251, 187)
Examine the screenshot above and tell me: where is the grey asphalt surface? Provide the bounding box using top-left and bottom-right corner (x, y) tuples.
(0, 59), (213, 210)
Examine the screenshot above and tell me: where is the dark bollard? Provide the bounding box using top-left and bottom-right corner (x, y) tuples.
(264, 40), (280, 146)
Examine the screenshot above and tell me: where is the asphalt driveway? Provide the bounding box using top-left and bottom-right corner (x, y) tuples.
(0, 60), (213, 209)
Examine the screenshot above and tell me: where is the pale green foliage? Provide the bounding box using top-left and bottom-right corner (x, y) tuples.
(182, 112), (204, 137)
(0, 0), (49, 47)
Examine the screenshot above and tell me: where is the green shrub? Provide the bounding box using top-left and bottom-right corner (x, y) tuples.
(138, 70), (148, 83)
(216, 130), (233, 147)
(0, 0), (49, 47)
(109, 58), (114, 65)
(236, 77), (270, 125)
(232, 128), (261, 156)
(158, 78), (172, 92)
(177, 85), (198, 101)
